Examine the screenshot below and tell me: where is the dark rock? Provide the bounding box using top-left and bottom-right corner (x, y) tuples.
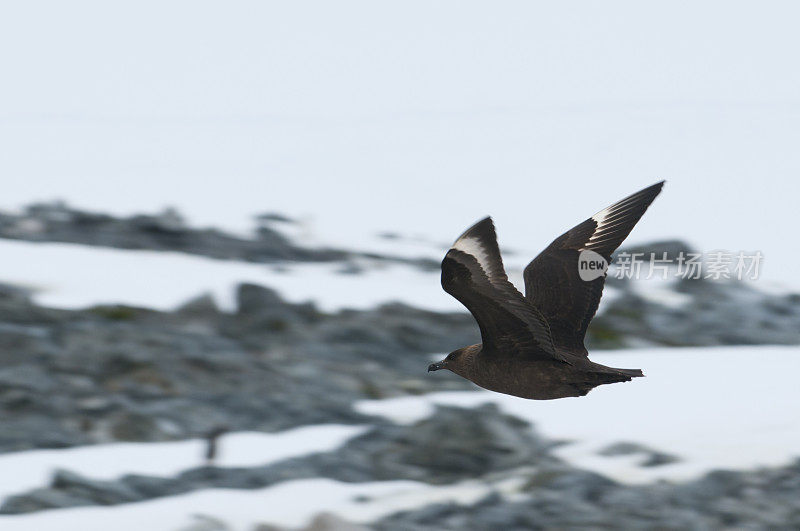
(109, 412), (161, 442)
(598, 441), (680, 467)
(0, 283), (34, 303)
(0, 488), (93, 514)
(51, 469), (142, 504)
(236, 284), (287, 315)
(302, 513), (370, 531)
(177, 515), (232, 531)
(175, 293), (220, 319)
(588, 276), (800, 349)
(320, 404), (554, 485)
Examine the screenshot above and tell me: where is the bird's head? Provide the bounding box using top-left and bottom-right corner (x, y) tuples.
(428, 345), (479, 375)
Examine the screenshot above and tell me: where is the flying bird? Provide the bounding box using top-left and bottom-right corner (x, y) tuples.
(428, 181), (664, 399)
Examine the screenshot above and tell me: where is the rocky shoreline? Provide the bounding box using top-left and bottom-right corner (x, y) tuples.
(0, 281), (479, 453)
(2, 207), (800, 529)
(0, 405), (554, 513)
(3, 405), (799, 530)
(0, 202), (439, 270)
(374, 455), (800, 530)
(2, 264), (799, 455)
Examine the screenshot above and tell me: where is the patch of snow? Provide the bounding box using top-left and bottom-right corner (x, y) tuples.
(0, 425), (365, 505)
(0, 240), (458, 313)
(0, 477), (501, 531)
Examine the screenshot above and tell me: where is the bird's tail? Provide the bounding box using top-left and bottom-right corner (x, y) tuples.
(577, 366), (644, 395)
(615, 367), (644, 378)
(590, 366), (644, 384)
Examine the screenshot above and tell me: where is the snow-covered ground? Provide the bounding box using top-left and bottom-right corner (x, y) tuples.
(0, 240), (458, 313)
(359, 345), (800, 484)
(0, 239), (704, 314)
(0, 477), (509, 531)
(2, 346), (798, 530)
(0, 237), (550, 313)
(0, 424), (365, 506)
(0, 240), (797, 525)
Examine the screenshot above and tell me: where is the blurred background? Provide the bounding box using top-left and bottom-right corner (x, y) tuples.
(1, 1), (799, 529)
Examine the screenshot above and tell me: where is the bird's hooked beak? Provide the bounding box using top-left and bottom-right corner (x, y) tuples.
(428, 361), (445, 372)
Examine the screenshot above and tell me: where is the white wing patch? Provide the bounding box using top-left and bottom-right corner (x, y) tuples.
(583, 195), (637, 250)
(584, 208), (611, 248)
(591, 208), (610, 227)
(453, 236), (495, 277)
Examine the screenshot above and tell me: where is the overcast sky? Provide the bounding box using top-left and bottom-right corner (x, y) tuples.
(1, 1), (798, 287)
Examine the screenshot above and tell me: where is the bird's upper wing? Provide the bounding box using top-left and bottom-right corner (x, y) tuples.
(523, 181), (664, 355)
(441, 217), (568, 363)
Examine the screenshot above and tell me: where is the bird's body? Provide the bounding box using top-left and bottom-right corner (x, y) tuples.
(428, 182), (664, 400)
(443, 343), (642, 400)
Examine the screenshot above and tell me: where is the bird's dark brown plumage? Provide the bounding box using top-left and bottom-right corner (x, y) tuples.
(429, 182), (664, 400)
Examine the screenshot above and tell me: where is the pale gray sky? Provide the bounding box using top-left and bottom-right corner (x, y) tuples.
(1, 1), (797, 286)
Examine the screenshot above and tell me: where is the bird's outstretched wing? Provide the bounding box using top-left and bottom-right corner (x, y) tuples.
(442, 217), (568, 363)
(523, 181), (664, 355)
